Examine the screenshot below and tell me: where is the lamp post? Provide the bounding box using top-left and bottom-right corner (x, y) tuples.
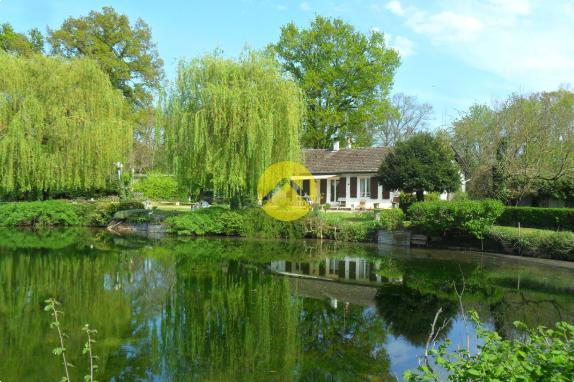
(115, 162), (124, 198)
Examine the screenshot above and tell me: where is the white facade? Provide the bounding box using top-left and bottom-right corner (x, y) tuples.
(310, 173), (397, 209)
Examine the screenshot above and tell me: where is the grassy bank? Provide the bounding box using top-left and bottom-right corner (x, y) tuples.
(0, 200), (144, 227)
(486, 226), (574, 262)
(164, 207), (405, 242)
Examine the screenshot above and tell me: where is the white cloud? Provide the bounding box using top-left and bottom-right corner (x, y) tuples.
(487, 0), (531, 16)
(299, 1), (311, 11)
(384, 0), (574, 90)
(390, 35), (415, 57)
(407, 10), (483, 42)
(385, 0), (405, 15)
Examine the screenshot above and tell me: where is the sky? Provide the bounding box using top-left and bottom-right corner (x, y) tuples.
(1, 0), (573, 128)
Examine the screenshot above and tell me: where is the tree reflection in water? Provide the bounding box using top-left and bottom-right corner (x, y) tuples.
(0, 230), (572, 381)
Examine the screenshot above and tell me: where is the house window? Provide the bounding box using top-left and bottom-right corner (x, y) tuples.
(359, 177), (371, 198)
(330, 179), (339, 202)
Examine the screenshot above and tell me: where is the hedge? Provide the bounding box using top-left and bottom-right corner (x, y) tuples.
(165, 208), (386, 242)
(132, 174), (188, 201)
(497, 206), (574, 231)
(486, 225), (574, 261)
(408, 200), (505, 239)
(0, 200), (144, 227)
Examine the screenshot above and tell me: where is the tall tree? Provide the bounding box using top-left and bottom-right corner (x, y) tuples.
(271, 16), (400, 149)
(0, 23), (44, 56)
(48, 7), (163, 110)
(373, 93), (433, 146)
(378, 133), (460, 201)
(164, 52), (303, 201)
(452, 90), (574, 203)
(0, 55), (133, 197)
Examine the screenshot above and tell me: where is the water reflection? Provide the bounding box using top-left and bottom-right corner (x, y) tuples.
(0, 229), (572, 381)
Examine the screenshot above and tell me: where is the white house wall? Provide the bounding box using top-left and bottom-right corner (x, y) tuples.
(315, 173), (396, 209)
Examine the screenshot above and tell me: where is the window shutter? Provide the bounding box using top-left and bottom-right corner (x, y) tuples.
(383, 189), (390, 199)
(370, 177), (378, 199)
(338, 177), (346, 198)
(350, 177), (357, 197)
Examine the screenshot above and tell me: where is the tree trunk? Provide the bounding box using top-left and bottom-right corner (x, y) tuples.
(416, 189), (424, 201)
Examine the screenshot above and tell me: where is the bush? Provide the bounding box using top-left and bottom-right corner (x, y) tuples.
(497, 206), (574, 230)
(165, 207), (385, 242)
(399, 192), (442, 213)
(408, 200), (505, 239)
(83, 200), (145, 226)
(0, 201), (84, 227)
(378, 208), (405, 230)
(405, 315), (574, 382)
(486, 225), (574, 261)
(165, 207), (245, 236)
(132, 174), (187, 201)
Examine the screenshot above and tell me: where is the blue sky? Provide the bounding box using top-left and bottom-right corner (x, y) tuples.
(2, 0), (573, 128)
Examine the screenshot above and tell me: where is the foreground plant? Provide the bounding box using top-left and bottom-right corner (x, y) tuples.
(404, 312), (574, 381)
(45, 299), (99, 382)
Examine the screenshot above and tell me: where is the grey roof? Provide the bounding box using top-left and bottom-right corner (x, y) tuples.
(303, 147), (390, 175)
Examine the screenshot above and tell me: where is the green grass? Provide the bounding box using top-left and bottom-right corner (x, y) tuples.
(486, 225), (574, 261)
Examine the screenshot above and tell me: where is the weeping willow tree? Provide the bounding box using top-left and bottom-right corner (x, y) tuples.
(164, 51), (303, 202)
(0, 54), (132, 198)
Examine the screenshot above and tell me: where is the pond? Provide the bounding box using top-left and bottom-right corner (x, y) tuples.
(0, 228), (573, 381)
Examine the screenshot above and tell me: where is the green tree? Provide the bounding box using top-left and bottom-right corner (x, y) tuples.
(378, 133), (460, 201)
(0, 55), (133, 198)
(452, 90), (574, 203)
(271, 16), (400, 149)
(0, 23), (44, 56)
(48, 6), (163, 110)
(164, 51), (303, 203)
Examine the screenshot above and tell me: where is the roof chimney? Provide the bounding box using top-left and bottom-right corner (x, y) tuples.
(332, 140), (340, 151)
(346, 137), (352, 149)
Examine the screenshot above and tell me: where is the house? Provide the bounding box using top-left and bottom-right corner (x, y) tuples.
(301, 142), (396, 209)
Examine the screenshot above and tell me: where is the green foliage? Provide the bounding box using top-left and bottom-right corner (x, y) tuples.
(165, 207), (245, 236)
(48, 6), (163, 110)
(45, 299), (100, 382)
(378, 133), (461, 200)
(0, 201), (144, 227)
(497, 206), (574, 231)
(132, 174), (186, 201)
(408, 200), (505, 239)
(166, 208), (383, 242)
(0, 55), (132, 197)
(452, 90), (574, 202)
(404, 315), (574, 382)
(0, 201), (84, 227)
(378, 208), (404, 230)
(0, 23), (44, 56)
(271, 15), (400, 148)
(164, 51), (303, 200)
(486, 226), (574, 261)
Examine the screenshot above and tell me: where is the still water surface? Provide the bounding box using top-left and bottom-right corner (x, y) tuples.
(1, 228), (573, 381)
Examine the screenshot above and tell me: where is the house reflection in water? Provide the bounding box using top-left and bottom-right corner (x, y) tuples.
(269, 257), (403, 286)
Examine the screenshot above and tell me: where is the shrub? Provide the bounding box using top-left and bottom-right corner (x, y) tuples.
(133, 174), (187, 201)
(83, 200), (145, 226)
(0, 201), (84, 227)
(165, 207), (245, 236)
(408, 200), (505, 239)
(497, 206), (574, 230)
(378, 208), (404, 230)
(405, 315), (574, 382)
(486, 225), (574, 261)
